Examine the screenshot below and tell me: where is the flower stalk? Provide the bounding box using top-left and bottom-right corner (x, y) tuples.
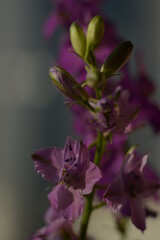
(32, 12), (160, 240)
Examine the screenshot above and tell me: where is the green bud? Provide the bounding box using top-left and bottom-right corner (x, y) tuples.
(101, 41), (133, 77)
(49, 66), (88, 101)
(86, 15), (104, 57)
(70, 22), (86, 58)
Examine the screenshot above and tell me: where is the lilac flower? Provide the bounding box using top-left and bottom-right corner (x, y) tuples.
(103, 147), (160, 231)
(32, 137), (102, 222)
(32, 207), (78, 240)
(91, 88), (139, 135)
(44, 1), (160, 134)
(97, 135), (127, 198)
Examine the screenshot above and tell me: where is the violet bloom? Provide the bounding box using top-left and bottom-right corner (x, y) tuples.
(103, 148), (160, 231)
(33, 207), (78, 240)
(32, 137), (102, 222)
(92, 88), (139, 135)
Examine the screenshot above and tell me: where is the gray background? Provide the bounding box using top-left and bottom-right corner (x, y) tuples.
(0, 1), (159, 239)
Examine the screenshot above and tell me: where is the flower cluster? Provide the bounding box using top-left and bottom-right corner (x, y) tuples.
(32, 2), (160, 239)
(44, 0), (160, 134)
(32, 137), (101, 223)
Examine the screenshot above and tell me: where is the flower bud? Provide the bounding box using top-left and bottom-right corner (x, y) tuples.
(101, 41), (133, 77)
(49, 66), (88, 101)
(85, 15), (104, 59)
(70, 22), (86, 58)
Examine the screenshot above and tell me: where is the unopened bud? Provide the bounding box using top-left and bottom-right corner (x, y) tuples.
(85, 15), (104, 59)
(49, 66), (88, 101)
(70, 22), (86, 58)
(101, 41), (133, 77)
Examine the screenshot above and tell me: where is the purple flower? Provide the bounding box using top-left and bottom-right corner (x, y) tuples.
(91, 88), (139, 135)
(97, 135), (127, 199)
(32, 207), (78, 240)
(103, 147), (160, 231)
(32, 137), (102, 222)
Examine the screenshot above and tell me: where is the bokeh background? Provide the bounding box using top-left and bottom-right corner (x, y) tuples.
(0, 1), (160, 239)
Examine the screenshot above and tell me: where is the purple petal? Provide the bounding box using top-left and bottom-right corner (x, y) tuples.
(48, 184), (84, 222)
(33, 217), (72, 240)
(64, 136), (90, 167)
(129, 196), (146, 232)
(63, 137), (91, 190)
(123, 150), (149, 174)
(83, 161), (102, 194)
(63, 136), (81, 170)
(103, 174), (124, 213)
(143, 164), (160, 199)
(32, 147), (64, 183)
(32, 225), (48, 240)
(44, 207), (62, 224)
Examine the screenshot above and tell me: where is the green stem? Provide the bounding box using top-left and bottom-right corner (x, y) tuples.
(95, 88), (101, 99)
(79, 131), (104, 239)
(94, 132), (104, 166)
(79, 192), (94, 240)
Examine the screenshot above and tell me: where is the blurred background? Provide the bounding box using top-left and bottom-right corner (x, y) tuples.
(0, 0), (160, 239)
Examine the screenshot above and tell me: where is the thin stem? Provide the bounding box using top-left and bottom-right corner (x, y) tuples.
(79, 192), (94, 240)
(94, 132), (104, 166)
(95, 88), (101, 99)
(88, 140), (97, 149)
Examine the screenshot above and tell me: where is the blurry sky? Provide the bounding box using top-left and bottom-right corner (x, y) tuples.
(0, 1), (160, 240)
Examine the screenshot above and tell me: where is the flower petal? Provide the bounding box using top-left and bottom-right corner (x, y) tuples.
(103, 174), (124, 213)
(83, 161), (102, 194)
(48, 184), (84, 222)
(63, 137), (91, 190)
(124, 150), (149, 174)
(32, 147), (64, 183)
(129, 196), (146, 232)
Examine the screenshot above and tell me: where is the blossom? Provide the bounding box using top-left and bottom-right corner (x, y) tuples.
(91, 88), (139, 135)
(32, 136), (102, 222)
(103, 147), (160, 231)
(44, 1), (160, 134)
(32, 207), (78, 240)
